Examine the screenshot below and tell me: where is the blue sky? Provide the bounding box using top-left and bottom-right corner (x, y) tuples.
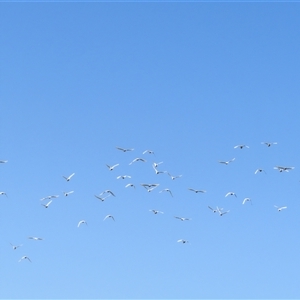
(1, 2), (300, 299)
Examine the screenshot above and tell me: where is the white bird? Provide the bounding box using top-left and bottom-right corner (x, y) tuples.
(117, 175), (131, 179)
(262, 142), (277, 147)
(106, 163), (119, 171)
(63, 191), (74, 197)
(168, 173), (182, 180)
(177, 239), (188, 244)
(143, 150), (155, 155)
(274, 205), (287, 212)
(152, 165), (166, 175)
(188, 188), (206, 193)
(255, 169), (266, 174)
(242, 198), (252, 205)
(28, 237), (43, 241)
(129, 158), (146, 165)
(41, 200), (52, 208)
(125, 183), (135, 189)
(141, 183), (160, 192)
(0, 192), (7, 197)
(274, 166), (295, 172)
(103, 215), (115, 221)
(208, 206), (218, 213)
(159, 188), (173, 197)
(174, 216), (190, 221)
(234, 144), (249, 149)
(0, 160), (8, 163)
(19, 256), (31, 263)
(153, 162), (163, 168)
(63, 173), (75, 182)
(225, 192), (237, 197)
(116, 147), (134, 152)
(94, 194), (111, 201)
(78, 220), (88, 227)
(219, 158), (235, 165)
(149, 209), (164, 214)
(10, 243), (22, 250)
(100, 190), (116, 197)
(217, 207), (230, 216)
(40, 195), (59, 201)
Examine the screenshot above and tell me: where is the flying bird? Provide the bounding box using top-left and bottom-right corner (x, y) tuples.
(63, 191), (74, 197)
(242, 198), (252, 205)
(19, 256), (31, 263)
(117, 175), (131, 179)
(100, 190), (116, 197)
(174, 216), (190, 221)
(94, 194), (111, 201)
(234, 144), (249, 149)
(168, 173), (182, 180)
(225, 192), (237, 197)
(40, 195), (59, 201)
(152, 165), (166, 175)
(219, 158), (235, 165)
(63, 173), (75, 181)
(125, 183), (136, 189)
(129, 158), (146, 165)
(188, 188), (206, 193)
(208, 206), (218, 213)
(159, 188), (173, 197)
(177, 239), (188, 244)
(274, 166), (295, 172)
(0, 160), (8, 163)
(262, 142), (277, 147)
(28, 237), (43, 241)
(143, 150), (155, 155)
(10, 243), (22, 250)
(217, 207), (230, 216)
(255, 169), (266, 174)
(41, 200), (52, 208)
(141, 183), (160, 192)
(0, 192), (7, 197)
(274, 205), (287, 212)
(78, 220), (88, 227)
(106, 164), (119, 171)
(116, 147), (134, 152)
(153, 162), (163, 168)
(149, 209), (164, 214)
(103, 215), (115, 221)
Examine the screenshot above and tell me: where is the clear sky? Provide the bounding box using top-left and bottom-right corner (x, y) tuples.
(1, 2), (300, 299)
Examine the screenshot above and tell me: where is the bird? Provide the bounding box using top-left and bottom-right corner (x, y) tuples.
(78, 220), (88, 227)
(100, 190), (116, 197)
(103, 215), (115, 221)
(225, 192), (237, 197)
(129, 158), (146, 165)
(116, 147), (134, 152)
(63, 191), (74, 197)
(143, 150), (155, 155)
(274, 166), (295, 172)
(255, 169), (266, 174)
(149, 209), (164, 214)
(141, 183), (160, 192)
(274, 205), (287, 212)
(159, 188), (173, 197)
(19, 256), (31, 263)
(125, 183), (135, 189)
(10, 243), (22, 250)
(0, 160), (8, 163)
(242, 198), (252, 205)
(41, 200), (52, 208)
(174, 216), (190, 221)
(208, 206), (218, 213)
(168, 173), (182, 180)
(106, 164), (119, 171)
(40, 195), (59, 201)
(28, 237), (43, 241)
(153, 162), (163, 168)
(0, 192), (7, 197)
(152, 165), (166, 175)
(63, 173), (75, 181)
(117, 175), (131, 179)
(177, 239), (188, 244)
(94, 194), (111, 201)
(219, 158), (235, 165)
(262, 142), (277, 147)
(188, 188), (206, 193)
(234, 144), (249, 149)
(217, 207), (230, 216)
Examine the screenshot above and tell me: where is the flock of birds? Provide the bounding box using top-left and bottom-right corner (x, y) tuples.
(1, 141), (293, 261)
